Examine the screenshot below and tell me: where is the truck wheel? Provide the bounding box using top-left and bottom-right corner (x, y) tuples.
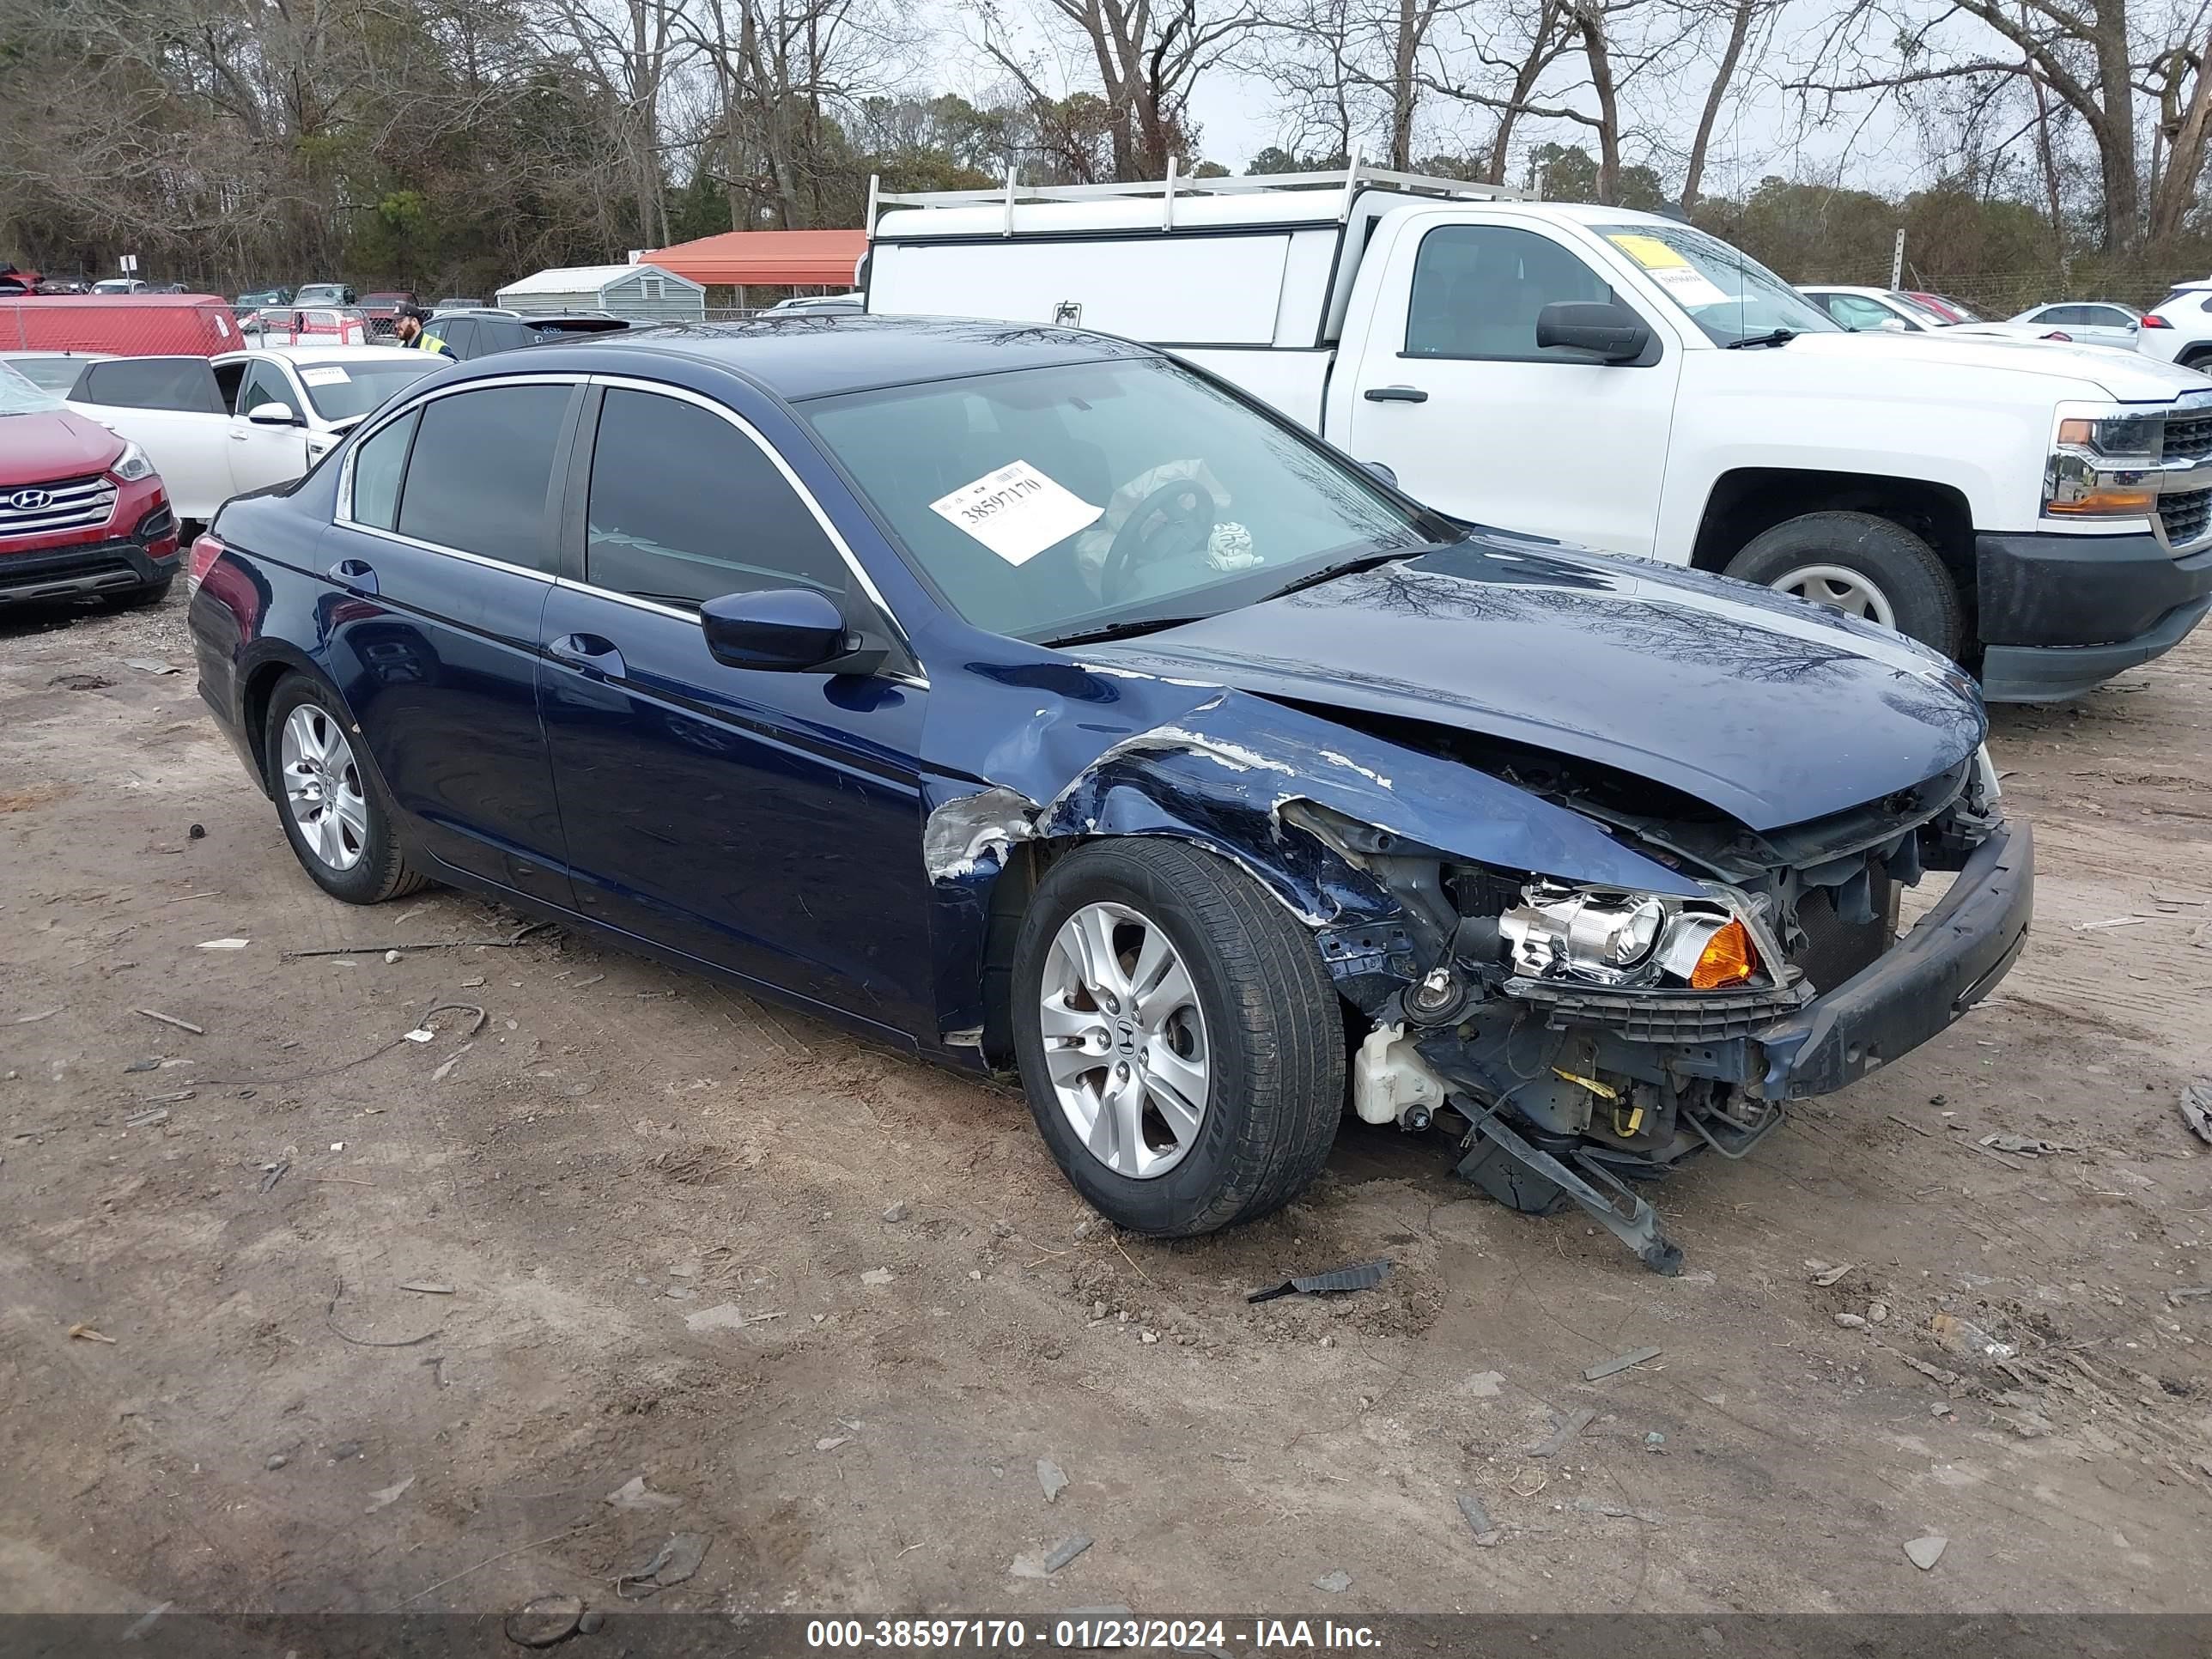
(1723, 511), (1962, 658)
(1011, 839), (1343, 1237)
(264, 675), (428, 904)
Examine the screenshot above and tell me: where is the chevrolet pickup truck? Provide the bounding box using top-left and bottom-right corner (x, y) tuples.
(864, 162), (2212, 700)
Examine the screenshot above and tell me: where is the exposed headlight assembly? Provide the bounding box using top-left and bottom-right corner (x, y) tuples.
(1499, 884), (1768, 990)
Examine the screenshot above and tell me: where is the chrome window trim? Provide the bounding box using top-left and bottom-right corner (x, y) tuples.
(583, 374), (908, 641)
(335, 371), (586, 527)
(346, 523), (557, 582)
(332, 368), (927, 684)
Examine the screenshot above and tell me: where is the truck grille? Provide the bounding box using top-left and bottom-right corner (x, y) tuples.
(0, 473), (118, 539)
(2160, 486), (2212, 548)
(2165, 411), (2212, 462)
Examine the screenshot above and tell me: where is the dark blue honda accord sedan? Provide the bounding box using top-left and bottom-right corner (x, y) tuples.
(188, 317), (2031, 1269)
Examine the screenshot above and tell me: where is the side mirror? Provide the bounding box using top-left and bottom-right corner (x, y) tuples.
(1880, 318), (1910, 332)
(248, 401), (300, 427)
(1363, 460), (1400, 488)
(701, 587), (880, 674)
(1535, 301), (1650, 363)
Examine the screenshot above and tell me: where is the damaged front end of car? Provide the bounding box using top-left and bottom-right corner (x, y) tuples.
(920, 635), (2030, 1274)
(1292, 737), (2030, 1273)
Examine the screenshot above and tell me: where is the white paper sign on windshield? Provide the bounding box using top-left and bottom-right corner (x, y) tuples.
(301, 366), (351, 386)
(929, 459), (1103, 566)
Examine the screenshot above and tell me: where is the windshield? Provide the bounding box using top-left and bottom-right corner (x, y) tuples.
(1, 356), (90, 395)
(805, 356), (1442, 641)
(295, 359), (439, 422)
(1885, 291), (1957, 327)
(1592, 223), (1839, 344)
(0, 361), (63, 414)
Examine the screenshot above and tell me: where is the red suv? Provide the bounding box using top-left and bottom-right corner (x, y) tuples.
(0, 361), (179, 607)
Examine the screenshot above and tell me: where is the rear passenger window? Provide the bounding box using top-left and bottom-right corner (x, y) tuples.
(585, 389), (846, 606)
(349, 410), (418, 531)
(396, 385), (570, 570)
(427, 319), (474, 357)
(78, 357), (224, 413)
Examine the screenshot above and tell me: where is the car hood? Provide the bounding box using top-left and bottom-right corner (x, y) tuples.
(0, 408), (122, 488)
(1080, 537), (1987, 832)
(1784, 327), (2203, 402)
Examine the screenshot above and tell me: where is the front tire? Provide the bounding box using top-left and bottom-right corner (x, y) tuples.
(264, 675), (427, 904)
(1723, 510), (1962, 658)
(1011, 839), (1344, 1237)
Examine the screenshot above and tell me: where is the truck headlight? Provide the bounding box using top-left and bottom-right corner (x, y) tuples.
(1500, 884), (1765, 990)
(2045, 408), (2161, 518)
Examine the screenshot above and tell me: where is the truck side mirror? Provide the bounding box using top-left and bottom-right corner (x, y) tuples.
(1535, 301), (1650, 364)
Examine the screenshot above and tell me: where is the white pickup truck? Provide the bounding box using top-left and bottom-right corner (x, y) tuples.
(864, 163), (2212, 701)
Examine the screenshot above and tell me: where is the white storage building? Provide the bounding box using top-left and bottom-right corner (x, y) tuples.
(493, 263), (705, 322)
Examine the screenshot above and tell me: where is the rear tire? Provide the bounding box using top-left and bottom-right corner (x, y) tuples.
(2179, 344), (2212, 372)
(1011, 839), (1344, 1237)
(264, 674), (428, 904)
(1723, 510), (1963, 659)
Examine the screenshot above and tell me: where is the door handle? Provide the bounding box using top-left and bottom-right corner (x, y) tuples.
(548, 633), (626, 678)
(1364, 385), (1429, 404)
(327, 558), (378, 595)
(228, 429), (250, 441)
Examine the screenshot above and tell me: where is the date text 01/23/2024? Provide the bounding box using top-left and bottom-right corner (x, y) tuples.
(805, 1617), (1385, 1650)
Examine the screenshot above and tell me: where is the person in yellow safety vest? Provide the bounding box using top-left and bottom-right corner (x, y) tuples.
(393, 305), (452, 355)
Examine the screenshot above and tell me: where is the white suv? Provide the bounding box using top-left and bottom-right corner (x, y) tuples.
(2136, 282), (2212, 369)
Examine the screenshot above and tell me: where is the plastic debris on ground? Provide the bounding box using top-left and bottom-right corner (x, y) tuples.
(1245, 1257), (1391, 1304)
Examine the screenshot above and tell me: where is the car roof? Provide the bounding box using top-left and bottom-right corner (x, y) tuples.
(511, 314), (1158, 402)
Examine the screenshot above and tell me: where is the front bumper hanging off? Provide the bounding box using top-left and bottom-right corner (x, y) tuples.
(1752, 821), (2032, 1098)
(1449, 821), (2033, 1273)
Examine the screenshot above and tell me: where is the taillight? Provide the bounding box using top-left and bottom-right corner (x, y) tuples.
(186, 532), (223, 598)
(2142, 314), (2172, 328)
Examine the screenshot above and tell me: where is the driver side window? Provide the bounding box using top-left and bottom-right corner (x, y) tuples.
(584, 389), (848, 607)
(1406, 225), (1618, 362)
(238, 360), (295, 417)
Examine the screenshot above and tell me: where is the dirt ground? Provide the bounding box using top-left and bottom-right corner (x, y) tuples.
(2, 589), (2209, 1629)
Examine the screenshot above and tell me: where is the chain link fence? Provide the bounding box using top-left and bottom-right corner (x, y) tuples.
(0, 299), (249, 356)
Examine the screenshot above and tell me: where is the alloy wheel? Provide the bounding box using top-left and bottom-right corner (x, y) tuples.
(279, 704), (369, 872)
(1038, 901), (1211, 1179)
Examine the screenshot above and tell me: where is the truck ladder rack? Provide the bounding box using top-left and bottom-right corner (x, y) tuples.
(867, 153), (1534, 236)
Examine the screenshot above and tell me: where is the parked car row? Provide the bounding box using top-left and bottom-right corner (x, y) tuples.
(1799, 284), (2153, 348)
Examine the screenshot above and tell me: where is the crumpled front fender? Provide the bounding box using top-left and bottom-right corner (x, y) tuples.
(915, 646), (1698, 1056)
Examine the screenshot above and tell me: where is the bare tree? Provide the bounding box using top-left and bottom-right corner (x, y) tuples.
(1679, 0), (1769, 209)
(974, 0), (1255, 179)
(1787, 0), (2209, 250)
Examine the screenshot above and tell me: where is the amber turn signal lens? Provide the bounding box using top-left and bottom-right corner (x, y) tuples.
(1690, 919), (1758, 988)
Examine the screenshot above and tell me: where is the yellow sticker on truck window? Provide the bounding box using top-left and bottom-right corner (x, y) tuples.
(1607, 234), (1690, 270)
(1608, 234), (1731, 307)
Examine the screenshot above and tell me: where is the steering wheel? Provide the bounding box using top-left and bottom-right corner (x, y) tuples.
(1099, 477), (1217, 605)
